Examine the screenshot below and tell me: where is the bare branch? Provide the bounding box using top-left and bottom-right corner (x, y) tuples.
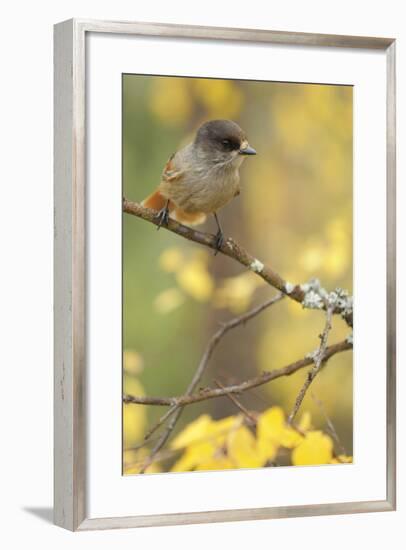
(123, 199), (353, 327)
(214, 379), (257, 425)
(288, 305), (334, 424)
(123, 199), (354, 471)
(136, 292), (284, 472)
(123, 338), (352, 408)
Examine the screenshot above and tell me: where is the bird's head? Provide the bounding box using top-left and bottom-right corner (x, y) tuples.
(193, 120), (256, 166)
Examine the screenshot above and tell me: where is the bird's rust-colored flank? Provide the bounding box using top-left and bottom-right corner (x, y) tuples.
(142, 190), (207, 226)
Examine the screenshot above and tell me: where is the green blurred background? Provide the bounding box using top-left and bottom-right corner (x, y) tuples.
(122, 74), (353, 472)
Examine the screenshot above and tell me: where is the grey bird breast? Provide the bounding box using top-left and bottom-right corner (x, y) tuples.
(161, 144), (241, 214)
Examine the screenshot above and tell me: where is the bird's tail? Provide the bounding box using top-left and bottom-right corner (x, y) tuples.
(141, 189), (207, 226)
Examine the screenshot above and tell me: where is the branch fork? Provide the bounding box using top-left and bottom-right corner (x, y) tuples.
(123, 199), (353, 471)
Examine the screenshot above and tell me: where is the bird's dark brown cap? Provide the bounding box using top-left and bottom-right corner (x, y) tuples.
(196, 119), (245, 141)
(194, 119), (254, 154)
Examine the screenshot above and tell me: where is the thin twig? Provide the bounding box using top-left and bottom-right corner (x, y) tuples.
(124, 339), (352, 408)
(214, 379), (257, 425)
(287, 306), (334, 424)
(142, 406), (178, 441)
(123, 199), (353, 327)
(311, 392), (347, 456)
(137, 292), (284, 472)
(140, 293), (284, 443)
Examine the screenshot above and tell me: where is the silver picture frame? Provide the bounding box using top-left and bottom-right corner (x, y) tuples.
(54, 18), (396, 531)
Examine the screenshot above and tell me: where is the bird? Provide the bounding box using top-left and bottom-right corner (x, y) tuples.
(141, 119), (256, 252)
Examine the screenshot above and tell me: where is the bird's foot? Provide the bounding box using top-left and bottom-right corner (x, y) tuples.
(156, 206), (170, 230)
(213, 229), (225, 255)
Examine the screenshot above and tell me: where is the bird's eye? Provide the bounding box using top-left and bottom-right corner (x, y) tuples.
(222, 139), (232, 149)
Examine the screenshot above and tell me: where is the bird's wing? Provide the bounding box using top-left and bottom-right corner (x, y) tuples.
(161, 151), (184, 184)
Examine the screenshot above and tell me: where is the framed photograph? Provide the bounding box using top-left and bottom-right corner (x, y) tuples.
(54, 19), (396, 530)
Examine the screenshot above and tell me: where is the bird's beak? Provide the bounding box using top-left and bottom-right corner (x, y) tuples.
(239, 144), (256, 155)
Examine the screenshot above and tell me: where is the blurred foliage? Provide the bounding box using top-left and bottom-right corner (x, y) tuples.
(123, 74), (353, 474)
(123, 407), (352, 474)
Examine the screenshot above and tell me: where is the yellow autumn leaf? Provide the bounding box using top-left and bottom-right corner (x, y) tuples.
(326, 218), (348, 245)
(210, 415), (240, 437)
(256, 406), (303, 458)
(159, 247), (184, 273)
(324, 242), (348, 277)
(280, 427), (303, 449)
(123, 349), (144, 375)
(170, 415), (212, 450)
(256, 407), (283, 461)
(176, 258), (214, 301)
(213, 272), (262, 313)
(280, 411), (313, 449)
(171, 414), (238, 451)
(227, 425), (264, 468)
(256, 436), (278, 463)
(330, 454), (353, 464)
(170, 415), (241, 472)
(298, 411), (312, 432)
(291, 431), (334, 466)
(195, 455), (235, 471)
(299, 243), (324, 273)
(154, 287), (185, 314)
(171, 440), (217, 472)
(257, 407), (286, 443)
